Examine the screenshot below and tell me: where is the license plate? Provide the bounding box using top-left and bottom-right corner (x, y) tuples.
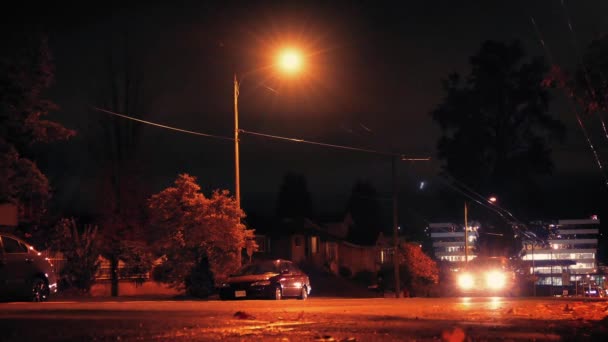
(235, 290), (246, 298)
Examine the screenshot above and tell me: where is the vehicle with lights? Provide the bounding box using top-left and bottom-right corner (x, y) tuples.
(0, 233), (58, 301)
(219, 259), (311, 300)
(455, 256), (516, 296)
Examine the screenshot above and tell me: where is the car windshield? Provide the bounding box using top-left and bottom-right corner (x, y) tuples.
(233, 261), (281, 276)
(467, 257), (508, 270)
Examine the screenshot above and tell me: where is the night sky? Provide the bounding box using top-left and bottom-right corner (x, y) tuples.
(11, 1), (608, 228)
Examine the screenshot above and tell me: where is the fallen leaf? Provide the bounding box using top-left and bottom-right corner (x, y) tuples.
(233, 311), (256, 320)
(442, 327), (466, 342)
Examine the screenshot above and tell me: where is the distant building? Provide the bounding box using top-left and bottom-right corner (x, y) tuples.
(427, 222), (479, 263)
(521, 218), (600, 288)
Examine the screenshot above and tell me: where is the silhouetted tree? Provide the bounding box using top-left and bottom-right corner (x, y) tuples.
(346, 180), (384, 245)
(544, 34), (608, 167)
(276, 172), (313, 220)
(0, 32), (75, 225)
(431, 40), (565, 217)
(91, 30), (149, 297)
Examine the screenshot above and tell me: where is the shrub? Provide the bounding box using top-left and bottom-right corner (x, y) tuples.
(51, 218), (100, 292)
(352, 270), (375, 285)
(338, 266), (352, 278)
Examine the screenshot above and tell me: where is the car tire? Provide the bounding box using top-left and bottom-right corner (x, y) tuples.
(31, 277), (50, 302)
(298, 286), (308, 300)
(273, 286), (282, 300)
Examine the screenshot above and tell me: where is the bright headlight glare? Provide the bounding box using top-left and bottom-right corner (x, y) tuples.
(485, 271), (506, 289)
(251, 281), (271, 286)
(457, 273), (475, 290)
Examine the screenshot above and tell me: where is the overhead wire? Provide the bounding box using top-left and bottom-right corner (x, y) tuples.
(561, 0), (608, 141)
(91, 107), (431, 160)
(437, 173), (543, 243)
(91, 107), (234, 141)
(529, 10), (608, 188)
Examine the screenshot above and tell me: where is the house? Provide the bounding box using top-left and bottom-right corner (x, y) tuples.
(250, 215), (391, 278)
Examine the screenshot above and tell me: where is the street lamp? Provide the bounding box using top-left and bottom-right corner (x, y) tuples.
(278, 48), (303, 74)
(464, 196), (497, 264)
(233, 48), (305, 213)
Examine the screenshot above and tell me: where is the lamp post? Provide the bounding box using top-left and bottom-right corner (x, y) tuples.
(233, 47), (304, 209)
(464, 202), (468, 264)
(234, 73), (241, 209)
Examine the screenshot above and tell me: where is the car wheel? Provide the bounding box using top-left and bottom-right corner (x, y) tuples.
(273, 286), (282, 300)
(298, 286), (308, 300)
(31, 277), (50, 302)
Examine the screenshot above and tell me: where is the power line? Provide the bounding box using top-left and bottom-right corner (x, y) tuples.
(92, 106), (431, 160)
(241, 129), (431, 160)
(91, 107), (234, 141)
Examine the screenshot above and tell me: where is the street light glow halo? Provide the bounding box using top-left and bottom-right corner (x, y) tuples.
(277, 47), (303, 74)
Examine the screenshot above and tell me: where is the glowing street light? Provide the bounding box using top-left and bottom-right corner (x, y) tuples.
(233, 46), (305, 211)
(277, 48), (303, 74)
(488, 196), (497, 204)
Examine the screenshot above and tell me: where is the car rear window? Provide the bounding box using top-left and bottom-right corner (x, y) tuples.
(2, 236), (28, 253)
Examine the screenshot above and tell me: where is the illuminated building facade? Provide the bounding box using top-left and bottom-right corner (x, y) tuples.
(521, 218), (600, 289)
(427, 222), (479, 263)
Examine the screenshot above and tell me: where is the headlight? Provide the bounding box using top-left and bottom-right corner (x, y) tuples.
(251, 281), (271, 286)
(457, 273), (475, 290)
(485, 271), (506, 290)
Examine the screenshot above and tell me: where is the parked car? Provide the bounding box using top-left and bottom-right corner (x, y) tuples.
(219, 259), (311, 300)
(0, 233), (58, 301)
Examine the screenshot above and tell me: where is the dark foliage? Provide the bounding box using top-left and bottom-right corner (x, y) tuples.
(346, 180), (384, 245)
(0, 31), (74, 224)
(276, 171), (313, 219)
(185, 256), (215, 298)
(430, 40), (565, 218)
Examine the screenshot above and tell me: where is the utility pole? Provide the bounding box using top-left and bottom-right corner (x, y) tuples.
(464, 202), (468, 264)
(233, 73), (241, 210)
(233, 73), (241, 268)
(392, 155), (401, 298)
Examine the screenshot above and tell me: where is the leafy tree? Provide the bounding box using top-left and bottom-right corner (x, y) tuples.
(380, 242), (438, 296)
(51, 218), (101, 292)
(399, 242), (439, 293)
(118, 240), (155, 285)
(545, 34), (608, 115)
(431, 40), (565, 216)
(0, 32), (75, 224)
(147, 174), (256, 296)
(276, 171), (313, 219)
(346, 180), (384, 245)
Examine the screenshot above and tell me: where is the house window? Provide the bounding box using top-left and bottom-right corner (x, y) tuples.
(2, 236), (28, 254)
(378, 248), (393, 264)
(310, 236), (319, 255)
(294, 236), (302, 247)
(326, 242), (338, 261)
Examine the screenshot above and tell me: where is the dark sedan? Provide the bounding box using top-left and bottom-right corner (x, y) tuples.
(219, 259), (311, 300)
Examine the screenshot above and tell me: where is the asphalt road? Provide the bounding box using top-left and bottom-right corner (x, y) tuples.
(1, 297), (607, 341)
